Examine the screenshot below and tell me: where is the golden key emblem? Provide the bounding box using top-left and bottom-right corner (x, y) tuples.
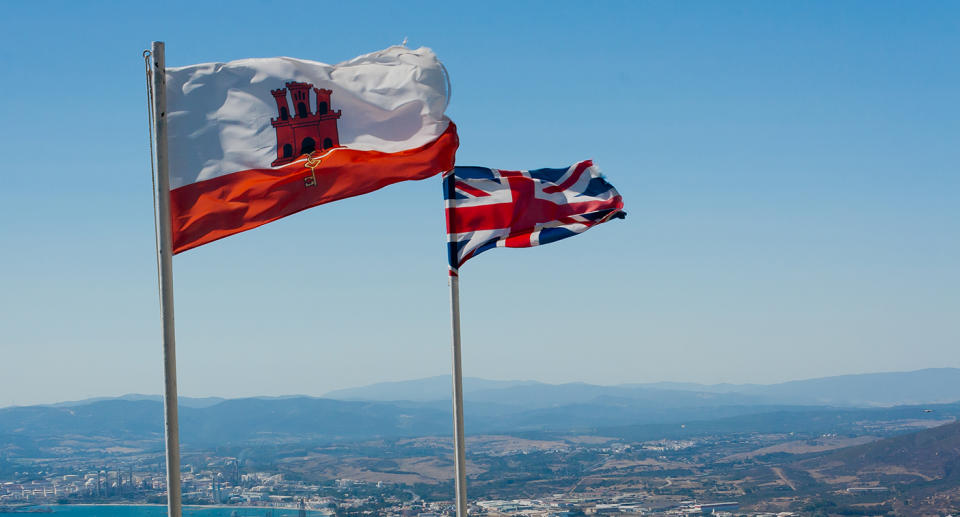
(303, 153), (322, 187)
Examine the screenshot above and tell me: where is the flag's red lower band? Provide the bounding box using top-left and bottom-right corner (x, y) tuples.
(170, 123), (458, 254)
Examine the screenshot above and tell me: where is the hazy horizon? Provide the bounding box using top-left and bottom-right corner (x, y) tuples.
(4, 366), (959, 409)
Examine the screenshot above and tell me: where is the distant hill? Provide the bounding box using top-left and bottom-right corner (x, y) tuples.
(325, 368), (960, 408)
(718, 419), (960, 515)
(1, 396), (958, 453)
(0, 396), (783, 448)
(792, 419), (960, 483)
(598, 402), (960, 442)
(0, 398), (450, 448)
(717, 368), (960, 407)
(47, 394), (225, 409)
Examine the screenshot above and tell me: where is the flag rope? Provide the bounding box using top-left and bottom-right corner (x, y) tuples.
(143, 49), (163, 308)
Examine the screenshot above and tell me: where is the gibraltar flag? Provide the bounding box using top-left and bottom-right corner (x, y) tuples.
(166, 46), (458, 253)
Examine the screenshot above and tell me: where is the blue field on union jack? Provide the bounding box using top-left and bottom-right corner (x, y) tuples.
(443, 160), (625, 272)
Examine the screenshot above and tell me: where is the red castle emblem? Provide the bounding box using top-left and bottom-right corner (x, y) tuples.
(270, 82), (342, 167)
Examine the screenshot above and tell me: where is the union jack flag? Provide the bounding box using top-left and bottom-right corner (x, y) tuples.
(444, 160), (625, 273)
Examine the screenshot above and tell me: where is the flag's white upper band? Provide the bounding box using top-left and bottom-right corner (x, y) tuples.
(165, 46), (451, 189)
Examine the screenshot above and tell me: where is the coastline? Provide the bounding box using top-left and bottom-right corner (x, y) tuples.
(40, 505), (303, 510)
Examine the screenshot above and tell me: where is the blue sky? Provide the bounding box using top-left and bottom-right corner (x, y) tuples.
(0, 1), (957, 406)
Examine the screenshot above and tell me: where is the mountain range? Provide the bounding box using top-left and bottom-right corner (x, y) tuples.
(324, 367), (960, 407)
(1, 368), (958, 450)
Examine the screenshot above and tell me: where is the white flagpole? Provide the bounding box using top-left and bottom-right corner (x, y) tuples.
(150, 40), (183, 517)
(448, 273), (468, 517)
